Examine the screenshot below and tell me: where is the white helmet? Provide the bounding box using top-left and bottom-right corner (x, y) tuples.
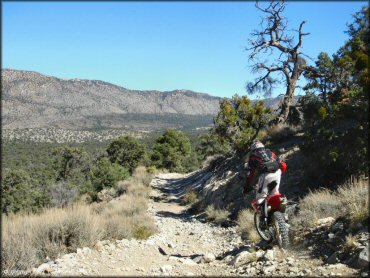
(250, 141), (264, 151)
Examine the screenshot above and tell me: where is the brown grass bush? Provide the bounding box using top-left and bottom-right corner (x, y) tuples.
(291, 178), (369, 229)
(205, 205), (230, 225)
(180, 189), (198, 206)
(291, 188), (342, 228)
(264, 123), (299, 143)
(343, 234), (358, 253)
(337, 178), (369, 224)
(2, 167), (156, 273)
(236, 209), (260, 244)
(202, 154), (224, 169)
(132, 166), (154, 186)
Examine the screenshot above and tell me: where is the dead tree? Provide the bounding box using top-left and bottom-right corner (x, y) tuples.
(246, 0), (312, 123)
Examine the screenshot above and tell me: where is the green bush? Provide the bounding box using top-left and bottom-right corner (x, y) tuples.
(1, 170), (48, 214)
(106, 136), (146, 173)
(91, 157), (129, 192)
(213, 95), (273, 154)
(151, 129), (197, 173)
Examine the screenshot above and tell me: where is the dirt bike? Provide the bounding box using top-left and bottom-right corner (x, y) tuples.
(251, 191), (290, 248)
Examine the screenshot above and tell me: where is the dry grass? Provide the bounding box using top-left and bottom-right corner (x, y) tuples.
(343, 234), (357, 253)
(264, 123), (299, 143)
(2, 167), (156, 273)
(201, 154), (224, 169)
(291, 188), (342, 228)
(180, 189), (198, 206)
(337, 178), (369, 224)
(236, 209), (261, 244)
(291, 178), (369, 229)
(205, 205), (230, 225)
(132, 166), (154, 186)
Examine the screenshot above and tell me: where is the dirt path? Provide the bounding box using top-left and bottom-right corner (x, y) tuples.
(34, 173), (360, 277)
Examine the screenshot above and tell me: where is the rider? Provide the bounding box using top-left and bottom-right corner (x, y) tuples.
(243, 140), (287, 227)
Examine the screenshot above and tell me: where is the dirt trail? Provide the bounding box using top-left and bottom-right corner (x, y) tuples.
(34, 173), (360, 276)
(37, 173), (241, 276)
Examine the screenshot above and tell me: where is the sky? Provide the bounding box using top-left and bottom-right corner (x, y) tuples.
(3, 1), (367, 98)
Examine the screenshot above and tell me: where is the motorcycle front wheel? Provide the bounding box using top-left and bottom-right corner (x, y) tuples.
(254, 211), (273, 242)
(272, 211), (290, 249)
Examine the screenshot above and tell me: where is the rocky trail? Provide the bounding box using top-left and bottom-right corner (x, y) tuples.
(34, 173), (362, 277)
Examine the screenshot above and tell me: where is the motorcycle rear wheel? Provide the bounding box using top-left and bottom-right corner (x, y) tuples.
(272, 211), (290, 249)
(254, 211), (273, 242)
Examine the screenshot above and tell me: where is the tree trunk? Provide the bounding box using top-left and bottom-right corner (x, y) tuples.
(276, 67), (300, 124)
(276, 80), (296, 123)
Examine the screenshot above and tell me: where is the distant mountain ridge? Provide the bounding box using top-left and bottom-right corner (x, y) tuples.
(2, 69), (289, 131)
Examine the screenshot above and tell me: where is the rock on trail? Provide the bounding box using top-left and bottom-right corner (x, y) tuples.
(32, 173), (361, 276)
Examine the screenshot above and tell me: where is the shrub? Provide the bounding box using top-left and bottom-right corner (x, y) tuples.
(2, 172), (156, 273)
(213, 95), (273, 153)
(146, 165), (157, 174)
(205, 205), (230, 225)
(151, 129), (194, 173)
(115, 180), (129, 196)
(91, 157), (129, 192)
(180, 189), (198, 206)
(133, 225), (155, 240)
(290, 188), (342, 228)
(106, 136), (146, 173)
(264, 123), (299, 143)
(50, 181), (77, 208)
(1, 170), (36, 214)
(236, 209), (260, 244)
(343, 234), (357, 253)
(52, 146), (90, 182)
(291, 178), (369, 229)
(337, 178), (369, 224)
(132, 166), (153, 186)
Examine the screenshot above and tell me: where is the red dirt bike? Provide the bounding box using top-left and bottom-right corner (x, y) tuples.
(251, 192), (290, 248)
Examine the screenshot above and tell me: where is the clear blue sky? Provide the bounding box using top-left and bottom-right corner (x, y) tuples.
(3, 1), (367, 98)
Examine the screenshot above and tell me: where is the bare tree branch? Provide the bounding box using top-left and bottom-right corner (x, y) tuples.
(246, 0), (312, 123)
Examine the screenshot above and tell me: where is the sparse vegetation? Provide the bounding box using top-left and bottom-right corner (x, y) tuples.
(1, 167), (156, 273)
(343, 234), (358, 253)
(263, 123), (300, 144)
(180, 189), (198, 206)
(291, 178), (369, 228)
(205, 205), (230, 225)
(236, 209), (261, 244)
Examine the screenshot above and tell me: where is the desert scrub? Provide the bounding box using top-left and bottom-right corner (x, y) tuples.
(290, 188), (342, 228)
(1, 167), (156, 273)
(264, 123), (300, 143)
(132, 166), (154, 186)
(291, 178), (369, 229)
(205, 205), (230, 225)
(337, 178), (369, 224)
(2, 205), (101, 272)
(236, 209), (260, 244)
(180, 189), (198, 205)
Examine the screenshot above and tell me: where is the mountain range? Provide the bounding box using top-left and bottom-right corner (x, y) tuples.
(2, 69), (287, 132)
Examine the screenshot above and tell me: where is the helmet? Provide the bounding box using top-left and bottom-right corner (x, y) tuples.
(250, 141), (264, 151)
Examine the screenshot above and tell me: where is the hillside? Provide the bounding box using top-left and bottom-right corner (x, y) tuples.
(2, 69), (288, 134)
